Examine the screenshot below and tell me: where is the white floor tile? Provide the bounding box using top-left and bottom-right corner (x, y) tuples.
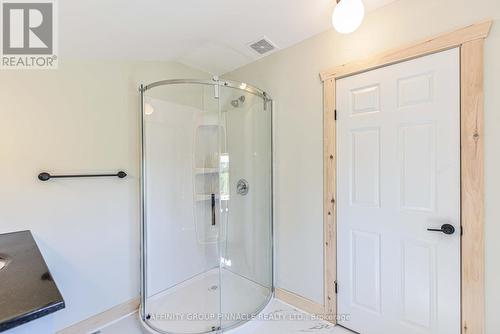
(98, 313), (145, 334)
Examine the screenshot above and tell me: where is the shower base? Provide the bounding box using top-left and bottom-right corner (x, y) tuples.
(141, 268), (271, 334)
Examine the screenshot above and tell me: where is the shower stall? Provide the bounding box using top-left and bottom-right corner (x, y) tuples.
(139, 78), (273, 334)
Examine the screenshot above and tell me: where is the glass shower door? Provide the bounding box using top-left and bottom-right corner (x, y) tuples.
(218, 86), (273, 330)
(140, 80), (273, 334)
(142, 82), (223, 334)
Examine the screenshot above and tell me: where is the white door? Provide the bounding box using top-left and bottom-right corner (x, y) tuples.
(336, 48), (460, 334)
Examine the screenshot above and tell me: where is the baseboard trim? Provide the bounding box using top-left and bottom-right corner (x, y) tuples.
(275, 288), (325, 315)
(56, 290), (323, 333)
(56, 297), (140, 334)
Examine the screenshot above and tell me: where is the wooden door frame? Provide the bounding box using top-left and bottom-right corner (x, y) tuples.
(320, 20), (492, 334)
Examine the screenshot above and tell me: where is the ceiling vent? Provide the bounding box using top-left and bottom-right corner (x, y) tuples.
(248, 37), (277, 55)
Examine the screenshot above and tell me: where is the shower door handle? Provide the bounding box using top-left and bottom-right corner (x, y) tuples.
(211, 193), (216, 226)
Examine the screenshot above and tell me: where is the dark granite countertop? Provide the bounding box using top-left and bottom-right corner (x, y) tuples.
(0, 231), (65, 332)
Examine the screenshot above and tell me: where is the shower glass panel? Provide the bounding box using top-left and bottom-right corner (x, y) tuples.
(218, 87), (273, 330)
(140, 79), (273, 334)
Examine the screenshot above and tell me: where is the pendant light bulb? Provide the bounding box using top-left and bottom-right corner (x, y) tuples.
(332, 0), (365, 34)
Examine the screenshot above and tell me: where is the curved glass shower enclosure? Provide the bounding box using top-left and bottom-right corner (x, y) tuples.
(139, 79), (273, 334)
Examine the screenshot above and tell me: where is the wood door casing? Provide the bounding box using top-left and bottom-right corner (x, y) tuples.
(321, 21), (490, 334)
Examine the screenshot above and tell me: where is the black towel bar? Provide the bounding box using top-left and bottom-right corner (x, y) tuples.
(38, 171), (127, 181)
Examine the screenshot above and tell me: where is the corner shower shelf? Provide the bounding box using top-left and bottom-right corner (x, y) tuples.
(195, 194), (218, 202)
(194, 168), (219, 175)
(194, 194), (229, 202)
(193, 121), (227, 245)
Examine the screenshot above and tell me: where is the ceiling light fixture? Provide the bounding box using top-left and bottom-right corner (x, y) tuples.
(332, 0), (365, 34)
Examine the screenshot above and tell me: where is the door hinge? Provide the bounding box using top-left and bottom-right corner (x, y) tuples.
(334, 109), (337, 121)
(334, 281), (338, 294)
(461, 225), (463, 236)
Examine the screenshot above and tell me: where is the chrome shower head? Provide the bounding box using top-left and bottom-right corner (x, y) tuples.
(230, 96), (246, 108)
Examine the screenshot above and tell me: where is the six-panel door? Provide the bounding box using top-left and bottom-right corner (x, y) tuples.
(336, 48), (460, 334)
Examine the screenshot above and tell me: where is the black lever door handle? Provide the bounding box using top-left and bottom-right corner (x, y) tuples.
(427, 224), (455, 235)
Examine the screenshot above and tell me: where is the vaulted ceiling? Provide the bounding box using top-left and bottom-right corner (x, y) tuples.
(60, 0), (397, 74)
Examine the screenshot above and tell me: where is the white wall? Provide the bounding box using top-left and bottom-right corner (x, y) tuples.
(0, 60), (210, 333)
(224, 0), (500, 332)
